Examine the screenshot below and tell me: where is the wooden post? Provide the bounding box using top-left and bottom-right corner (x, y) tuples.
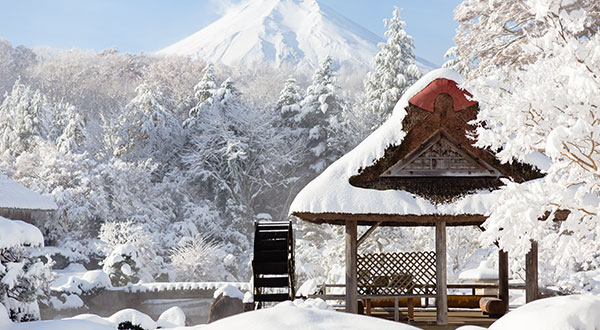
(345, 220), (358, 313)
(435, 221), (448, 325)
(498, 249), (509, 313)
(526, 240), (539, 303)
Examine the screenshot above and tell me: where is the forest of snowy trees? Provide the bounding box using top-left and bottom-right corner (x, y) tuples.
(2, 2), (600, 323)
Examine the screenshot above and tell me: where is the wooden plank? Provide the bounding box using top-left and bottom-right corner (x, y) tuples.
(357, 221), (382, 247)
(435, 221), (448, 325)
(526, 240), (539, 303)
(498, 249), (509, 313)
(345, 220), (358, 313)
(253, 250), (288, 262)
(252, 261), (288, 275)
(254, 277), (289, 288)
(254, 293), (290, 302)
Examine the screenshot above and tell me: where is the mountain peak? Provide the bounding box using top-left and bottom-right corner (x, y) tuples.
(158, 0), (434, 73)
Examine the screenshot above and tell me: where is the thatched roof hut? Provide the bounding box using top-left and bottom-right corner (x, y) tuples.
(289, 68), (545, 324)
(0, 172), (57, 222)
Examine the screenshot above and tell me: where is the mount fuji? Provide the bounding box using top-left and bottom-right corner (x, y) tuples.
(158, 0), (436, 73)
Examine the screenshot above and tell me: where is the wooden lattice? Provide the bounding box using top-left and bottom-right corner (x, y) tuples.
(357, 252), (436, 296)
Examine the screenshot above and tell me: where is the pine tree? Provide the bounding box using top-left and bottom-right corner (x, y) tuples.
(276, 77), (303, 127)
(0, 81), (49, 156)
(186, 63), (218, 124)
(298, 56), (344, 173)
(362, 7), (420, 130)
(56, 105), (86, 154)
(113, 82), (182, 165)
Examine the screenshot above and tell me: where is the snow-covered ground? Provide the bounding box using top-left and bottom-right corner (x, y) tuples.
(7, 295), (600, 330)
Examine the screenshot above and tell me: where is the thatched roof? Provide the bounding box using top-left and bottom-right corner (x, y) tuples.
(0, 173), (57, 211)
(289, 69), (544, 227)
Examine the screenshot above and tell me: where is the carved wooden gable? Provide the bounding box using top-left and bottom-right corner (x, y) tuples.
(380, 133), (502, 178)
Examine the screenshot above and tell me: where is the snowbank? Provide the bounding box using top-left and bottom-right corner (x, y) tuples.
(8, 319), (114, 330)
(459, 260), (498, 281)
(156, 307), (186, 328)
(0, 173), (57, 211)
(0, 216), (44, 249)
(51, 265), (111, 295)
(490, 295), (600, 330)
(202, 301), (419, 330)
(213, 284), (244, 299)
(289, 68), (500, 217)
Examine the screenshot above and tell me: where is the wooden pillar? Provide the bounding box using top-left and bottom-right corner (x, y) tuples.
(525, 240), (539, 303)
(498, 249), (509, 313)
(345, 220), (358, 313)
(435, 221), (448, 325)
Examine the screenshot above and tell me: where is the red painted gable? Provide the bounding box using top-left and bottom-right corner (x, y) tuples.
(408, 78), (477, 112)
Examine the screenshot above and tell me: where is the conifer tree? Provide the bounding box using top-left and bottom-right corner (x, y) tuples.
(298, 56), (343, 173)
(56, 105), (86, 154)
(276, 77), (303, 127)
(187, 63), (218, 123)
(362, 8), (420, 130)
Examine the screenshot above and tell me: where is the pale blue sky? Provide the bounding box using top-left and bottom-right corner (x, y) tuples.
(0, 0), (461, 65)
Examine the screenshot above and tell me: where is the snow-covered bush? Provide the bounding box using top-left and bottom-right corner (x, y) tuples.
(0, 218), (53, 322)
(169, 236), (234, 282)
(99, 222), (165, 284)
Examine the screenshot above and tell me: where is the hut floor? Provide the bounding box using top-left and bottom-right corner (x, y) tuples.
(343, 308), (499, 329)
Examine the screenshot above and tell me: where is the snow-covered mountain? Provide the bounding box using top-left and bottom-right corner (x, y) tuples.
(158, 0), (435, 72)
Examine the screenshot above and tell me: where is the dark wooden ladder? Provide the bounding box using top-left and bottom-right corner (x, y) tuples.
(252, 221), (295, 308)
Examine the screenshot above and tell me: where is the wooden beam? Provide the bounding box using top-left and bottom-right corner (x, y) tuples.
(498, 249), (509, 313)
(526, 240), (539, 303)
(357, 221), (382, 247)
(435, 221), (448, 325)
(345, 220), (358, 313)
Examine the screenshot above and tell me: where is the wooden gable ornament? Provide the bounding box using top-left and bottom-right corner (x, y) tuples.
(349, 78), (542, 201)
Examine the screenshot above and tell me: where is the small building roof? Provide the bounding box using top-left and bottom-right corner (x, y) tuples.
(289, 69), (541, 227)
(0, 173), (58, 211)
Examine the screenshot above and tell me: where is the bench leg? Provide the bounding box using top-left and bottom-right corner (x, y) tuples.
(365, 299), (372, 316)
(394, 298), (399, 322)
(408, 298), (414, 321)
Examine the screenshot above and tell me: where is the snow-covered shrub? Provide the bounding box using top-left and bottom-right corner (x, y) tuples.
(169, 236), (234, 282)
(99, 221), (165, 284)
(0, 218), (53, 322)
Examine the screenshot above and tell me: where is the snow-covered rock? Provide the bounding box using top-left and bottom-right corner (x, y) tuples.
(156, 306), (186, 328)
(107, 309), (156, 330)
(0, 216), (44, 249)
(213, 284), (244, 300)
(490, 295), (600, 330)
(49, 293), (84, 311)
(157, 0), (434, 73)
(51, 266), (111, 295)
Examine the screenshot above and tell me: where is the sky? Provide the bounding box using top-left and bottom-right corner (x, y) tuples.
(0, 0), (461, 66)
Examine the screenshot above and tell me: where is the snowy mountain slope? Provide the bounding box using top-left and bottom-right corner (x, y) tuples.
(158, 0), (435, 72)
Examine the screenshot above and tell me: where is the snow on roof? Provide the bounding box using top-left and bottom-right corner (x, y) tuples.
(289, 68), (499, 217)
(0, 216), (44, 249)
(0, 173), (57, 211)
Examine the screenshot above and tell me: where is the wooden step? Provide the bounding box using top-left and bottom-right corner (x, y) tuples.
(255, 239), (288, 251)
(256, 230), (289, 240)
(254, 277), (289, 288)
(254, 293), (291, 302)
(253, 261), (288, 275)
(256, 224), (290, 230)
(254, 250), (288, 262)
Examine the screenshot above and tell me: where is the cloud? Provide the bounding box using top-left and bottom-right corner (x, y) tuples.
(210, 0), (245, 15)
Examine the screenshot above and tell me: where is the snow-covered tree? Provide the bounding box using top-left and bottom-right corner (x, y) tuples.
(170, 237), (234, 282)
(0, 81), (49, 156)
(186, 64), (218, 125)
(56, 105), (86, 154)
(456, 0), (600, 292)
(361, 7), (420, 131)
(298, 56), (345, 173)
(276, 77), (303, 127)
(453, 0), (600, 77)
(112, 82), (182, 167)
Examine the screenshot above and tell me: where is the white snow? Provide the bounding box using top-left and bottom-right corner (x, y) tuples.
(0, 303), (11, 327)
(49, 293), (84, 311)
(289, 68), (497, 217)
(213, 284), (244, 299)
(107, 309), (157, 330)
(290, 298), (331, 310)
(296, 278), (320, 297)
(157, 306), (186, 328)
(0, 216), (44, 249)
(490, 295), (600, 330)
(0, 173), (57, 211)
(459, 260), (498, 281)
(114, 281), (250, 293)
(157, 0), (434, 73)
(51, 266), (111, 295)
(8, 319), (115, 330)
